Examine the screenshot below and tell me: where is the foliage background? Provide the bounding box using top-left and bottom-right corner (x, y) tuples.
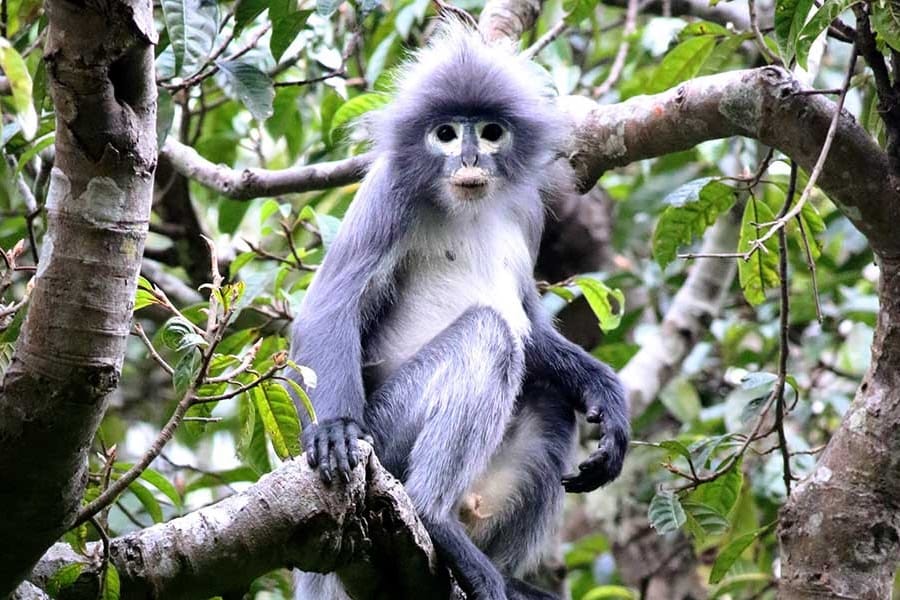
(0, 0), (891, 597)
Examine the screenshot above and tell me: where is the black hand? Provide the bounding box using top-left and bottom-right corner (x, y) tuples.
(562, 418), (628, 493)
(302, 417), (369, 484)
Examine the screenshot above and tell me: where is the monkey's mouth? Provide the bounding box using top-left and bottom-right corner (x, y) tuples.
(450, 167), (489, 190)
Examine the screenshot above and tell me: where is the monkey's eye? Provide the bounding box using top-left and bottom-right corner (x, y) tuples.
(436, 124), (457, 143)
(480, 123), (505, 142)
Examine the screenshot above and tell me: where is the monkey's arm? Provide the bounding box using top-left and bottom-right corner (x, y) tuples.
(290, 159), (403, 483)
(523, 291), (630, 492)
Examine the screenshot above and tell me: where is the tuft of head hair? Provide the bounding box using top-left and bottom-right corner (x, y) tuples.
(368, 19), (564, 172)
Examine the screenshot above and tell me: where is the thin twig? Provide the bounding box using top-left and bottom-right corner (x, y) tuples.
(89, 516), (111, 599)
(133, 323), (174, 375)
(115, 501), (150, 529)
(774, 162), (797, 496)
(748, 0), (779, 64)
(595, 0), (639, 96)
(522, 20), (569, 60)
(192, 364), (282, 403)
(206, 338), (263, 383)
(161, 24), (272, 92)
(791, 87), (844, 96)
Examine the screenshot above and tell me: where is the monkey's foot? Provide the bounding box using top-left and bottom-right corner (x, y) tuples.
(459, 492), (494, 526)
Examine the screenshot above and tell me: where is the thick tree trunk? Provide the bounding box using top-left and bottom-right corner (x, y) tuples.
(0, 0), (157, 593)
(778, 255), (900, 599)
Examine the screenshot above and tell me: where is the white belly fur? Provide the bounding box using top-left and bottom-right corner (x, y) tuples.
(370, 204), (533, 381)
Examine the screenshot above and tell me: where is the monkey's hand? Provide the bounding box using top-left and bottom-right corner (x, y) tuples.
(302, 417), (372, 484)
(562, 365), (629, 493)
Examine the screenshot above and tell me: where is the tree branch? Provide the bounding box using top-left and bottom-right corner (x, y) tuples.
(159, 138), (371, 200)
(25, 445), (459, 600)
(562, 66), (900, 256)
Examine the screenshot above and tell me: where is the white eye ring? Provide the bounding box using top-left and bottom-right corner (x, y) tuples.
(435, 124), (457, 142)
(427, 123), (462, 154)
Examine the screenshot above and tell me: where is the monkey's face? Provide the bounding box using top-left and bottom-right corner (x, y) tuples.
(426, 119), (512, 204)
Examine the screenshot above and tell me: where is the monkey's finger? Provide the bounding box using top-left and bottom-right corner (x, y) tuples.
(345, 422), (362, 470)
(585, 405), (604, 424)
(317, 434), (333, 484)
(562, 473), (596, 493)
(330, 428), (352, 483)
(303, 429), (319, 468)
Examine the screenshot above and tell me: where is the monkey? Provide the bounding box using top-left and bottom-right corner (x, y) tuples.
(290, 21), (629, 600)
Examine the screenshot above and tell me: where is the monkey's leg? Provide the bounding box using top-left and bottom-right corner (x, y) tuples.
(366, 306), (524, 600)
(471, 389), (576, 600)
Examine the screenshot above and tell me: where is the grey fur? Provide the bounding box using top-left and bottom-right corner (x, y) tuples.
(291, 21), (628, 600)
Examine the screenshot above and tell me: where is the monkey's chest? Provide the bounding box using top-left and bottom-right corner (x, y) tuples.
(367, 223), (532, 383)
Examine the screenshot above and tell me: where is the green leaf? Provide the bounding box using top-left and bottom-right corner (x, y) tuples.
(115, 464), (182, 509)
(216, 59), (275, 121)
(795, 0), (858, 69)
(365, 32), (399, 85)
(648, 490), (686, 534)
(658, 440), (694, 463)
(574, 277), (625, 332)
(271, 11), (312, 62)
(564, 0), (600, 24)
(699, 34), (748, 76)
(251, 382), (302, 459)
(873, 0), (900, 51)
(237, 393), (272, 474)
(280, 371), (317, 423)
(648, 35), (717, 94)
(184, 465), (260, 492)
(680, 20), (731, 37)
(737, 198), (780, 305)
(331, 92), (389, 139)
(174, 349), (201, 397)
(710, 573), (771, 598)
(0, 39), (37, 139)
(47, 563), (85, 596)
(633, 438), (695, 463)
(709, 527), (768, 583)
(219, 198), (252, 235)
(15, 132), (54, 174)
(162, 0), (219, 76)
(320, 91), (343, 148)
(690, 434), (739, 470)
(688, 461), (743, 517)
(682, 500), (730, 539)
(235, 0), (269, 31)
(653, 178), (736, 269)
(128, 480), (164, 523)
(774, 0), (814, 62)
(157, 87), (175, 148)
(134, 287), (160, 312)
(162, 317), (196, 350)
(230, 251), (257, 279)
(63, 522), (89, 554)
(582, 586), (636, 600)
(789, 199), (825, 260)
(104, 564), (121, 600)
